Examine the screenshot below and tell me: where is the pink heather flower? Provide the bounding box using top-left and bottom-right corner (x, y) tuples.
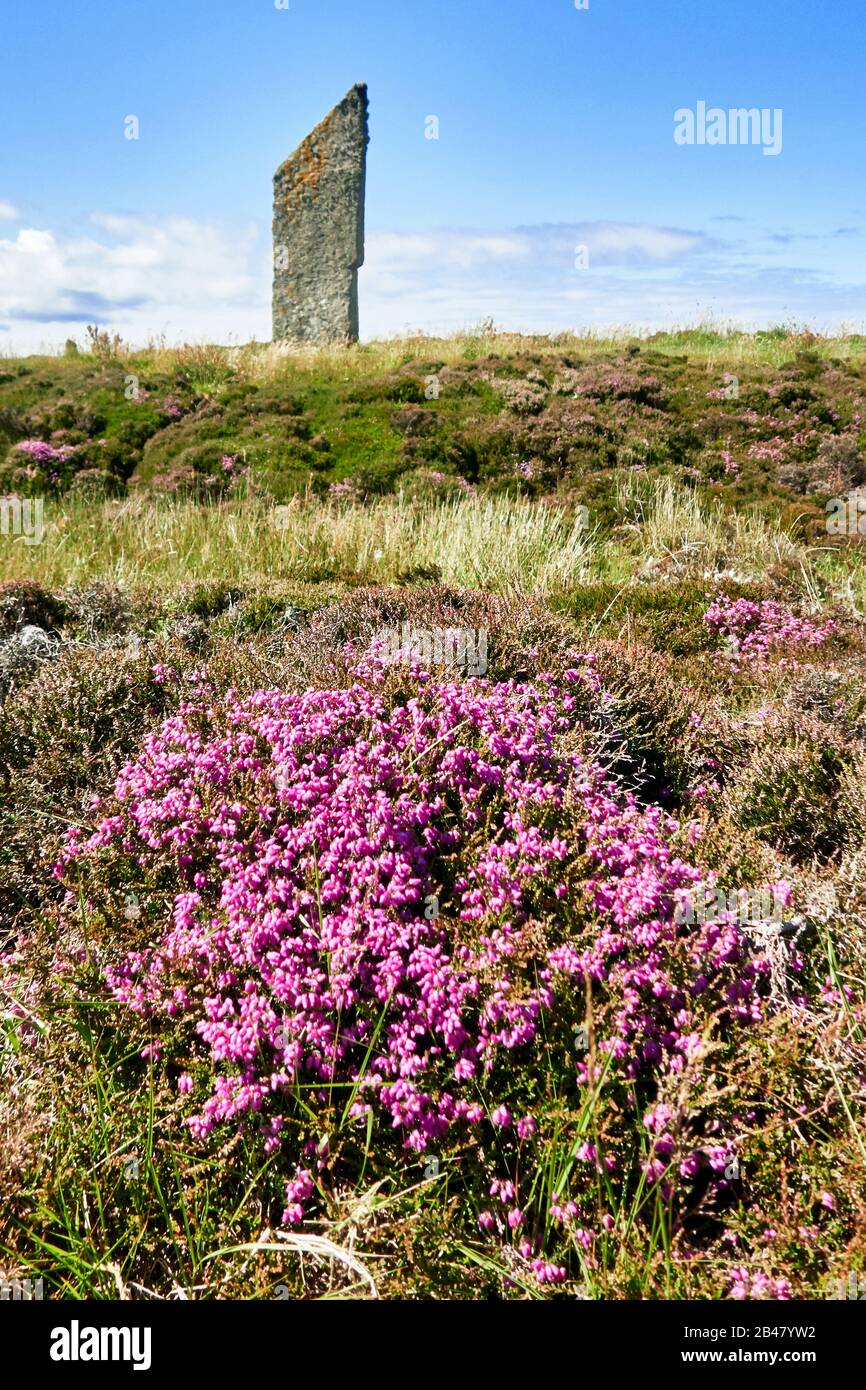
(177, 1072), (193, 1094)
(478, 1210), (496, 1232)
(328, 481), (355, 499)
(704, 593), (834, 665)
(150, 663), (178, 686)
(679, 1152), (702, 1179)
(643, 1103), (673, 1134)
(820, 1192), (835, 1211)
(728, 1268), (791, 1301)
(532, 1260), (567, 1285)
(770, 879), (793, 909)
(48, 652), (780, 1266)
(15, 438), (74, 466)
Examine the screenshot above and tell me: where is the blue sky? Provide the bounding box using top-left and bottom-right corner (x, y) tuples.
(1, 0), (864, 349)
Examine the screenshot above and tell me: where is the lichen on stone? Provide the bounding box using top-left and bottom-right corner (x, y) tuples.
(272, 83), (369, 344)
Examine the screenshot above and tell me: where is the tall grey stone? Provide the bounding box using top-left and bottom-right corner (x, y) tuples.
(272, 84), (369, 344)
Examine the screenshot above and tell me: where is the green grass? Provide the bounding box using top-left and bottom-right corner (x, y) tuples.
(1, 329), (865, 1301)
(4, 326), (866, 547)
(6, 320), (863, 375)
(4, 912), (862, 1300)
(2, 480), (863, 614)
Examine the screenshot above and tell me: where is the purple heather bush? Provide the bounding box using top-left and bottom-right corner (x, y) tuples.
(50, 648), (790, 1280)
(6, 439), (76, 492)
(13, 440), (75, 467)
(704, 594), (835, 665)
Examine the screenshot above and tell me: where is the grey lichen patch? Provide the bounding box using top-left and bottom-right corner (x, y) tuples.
(272, 83), (369, 344)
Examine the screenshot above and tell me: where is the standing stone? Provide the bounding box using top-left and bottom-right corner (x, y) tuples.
(272, 83), (369, 344)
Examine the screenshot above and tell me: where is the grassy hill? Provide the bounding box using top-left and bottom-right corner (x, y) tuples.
(0, 329), (864, 1301)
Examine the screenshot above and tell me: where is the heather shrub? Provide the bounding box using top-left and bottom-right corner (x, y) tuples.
(233, 594), (307, 635)
(115, 413), (163, 454)
(837, 753), (866, 847)
(568, 363), (669, 410)
(815, 434), (865, 488)
(228, 591), (715, 807)
(3, 331), (866, 1299)
(0, 580), (69, 636)
(280, 584), (582, 690)
(704, 593), (836, 665)
(40, 651), (802, 1288)
(782, 665), (866, 738)
(691, 1004), (866, 1301)
(0, 403), (26, 446)
(173, 443), (238, 491)
(0, 580), (152, 647)
(350, 456), (410, 497)
(722, 714), (855, 862)
(0, 441), (73, 495)
(390, 406), (439, 437)
(138, 411), (228, 482)
(185, 581), (245, 621)
(562, 580), (723, 656)
(0, 639), (188, 793)
(68, 467), (117, 500)
(0, 640), (187, 932)
(490, 376), (549, 415)
(674, 811), (784, 889)
(62, 582), (147, 641)
(397, 468), (474, 503)
(347, 375), (427, 405)
(443, 419), (518, 483)
(146, 463), (205, 497)
(584, 639), (706, 804)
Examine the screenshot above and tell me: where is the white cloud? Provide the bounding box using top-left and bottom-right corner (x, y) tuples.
(585, 222), (706, 261)
(0, 202), (19, 222)
(364, 224), (705, 275)
(0, 212), (863, 353)
(0, 214), (268, 350)
(360, 221), (866, 337)
(365, 231), (531, 272)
